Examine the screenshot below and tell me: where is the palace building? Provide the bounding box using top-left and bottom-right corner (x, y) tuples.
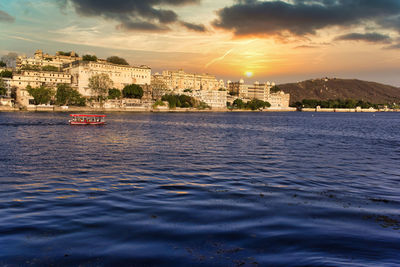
(153, 70), (224, 91)
(64, 61), (151, 97)
(10, 70), (71, 106)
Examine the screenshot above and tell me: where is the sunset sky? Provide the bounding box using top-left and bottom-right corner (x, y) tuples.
(0, 0), (400, 85)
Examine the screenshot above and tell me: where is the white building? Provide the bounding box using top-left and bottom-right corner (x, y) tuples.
(227, 80), (290, 108)
(179, 89), (227, 109)
(11, 71), (71, 106)
(65, 61), (151, 97)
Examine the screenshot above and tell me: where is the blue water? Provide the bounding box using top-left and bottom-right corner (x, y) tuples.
(0, 112), (399, 266)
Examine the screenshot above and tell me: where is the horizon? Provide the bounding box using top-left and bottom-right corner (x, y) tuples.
(1, 0), (400, 87)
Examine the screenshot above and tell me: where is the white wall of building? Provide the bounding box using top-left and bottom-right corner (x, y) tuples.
(66, 61), (151, 97)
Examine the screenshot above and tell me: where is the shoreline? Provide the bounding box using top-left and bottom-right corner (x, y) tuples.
(0, 106), (398, 113)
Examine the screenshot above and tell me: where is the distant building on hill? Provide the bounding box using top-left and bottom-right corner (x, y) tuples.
(17, 49), (81, 70)
(64, 60), (151, 97)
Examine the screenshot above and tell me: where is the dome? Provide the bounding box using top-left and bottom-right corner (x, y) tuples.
(239, 79), (244, 84)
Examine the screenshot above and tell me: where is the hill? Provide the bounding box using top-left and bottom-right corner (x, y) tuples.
(278, 78), (400, 104)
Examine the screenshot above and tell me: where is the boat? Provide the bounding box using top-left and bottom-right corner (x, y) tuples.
(69, 114), (106, 125)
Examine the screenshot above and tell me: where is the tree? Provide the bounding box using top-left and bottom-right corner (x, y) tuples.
(107, 56), (129, 65)
(0, 70), (12, 78)
(1, 52), (18, 68)
(57, 51), (70, 56)
(151, 77), (169, 100)
(88, 74), (113, 102)
(21, 65), (40, 71)
(42, 65), (59, 72)
(0, 78), (6, 95)
(82, 54), (98, 62)
(122, 84), (143, 99)
(247, 99), (270, 110)
(55, 84), (86, 106)
(26, 85), (54, 105)
(10, 86), (17, 100)
(270, 86), (281, 93)
(161, 94), (199, 109)
(108, 88), (121, 99)
(0, 61), (6, 67)
(233, 98), (245, 109)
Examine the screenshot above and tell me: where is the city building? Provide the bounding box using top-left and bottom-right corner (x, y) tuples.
(64, 61), (151, 97)
(17, 50), (81, 70)
(10, 70), (71, 106)
(153, 70), (224, 91)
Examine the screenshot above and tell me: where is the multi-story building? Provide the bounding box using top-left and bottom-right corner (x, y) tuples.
(64, 61), (151, 97)
(227, 80), (290, 108)
(17, 50), (81, 70)
(154, 70), (224, 91)
(268, 91), (290, 108)
(10, 70), (71, 106)
(178, 89), (227, 109)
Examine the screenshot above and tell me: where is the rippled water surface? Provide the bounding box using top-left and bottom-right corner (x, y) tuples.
(0, 112), (399, 266)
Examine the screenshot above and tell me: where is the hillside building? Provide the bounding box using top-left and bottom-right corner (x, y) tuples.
(17, 50), (81, 70)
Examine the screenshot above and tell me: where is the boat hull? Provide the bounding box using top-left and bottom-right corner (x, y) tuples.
(69, 121), (106, 125)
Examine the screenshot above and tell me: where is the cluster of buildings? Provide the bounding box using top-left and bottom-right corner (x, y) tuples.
(0, 49), (290, 109)
(226, 79), (290, 108)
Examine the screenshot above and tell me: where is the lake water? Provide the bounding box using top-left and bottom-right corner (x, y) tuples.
(0, 112), (399, 266)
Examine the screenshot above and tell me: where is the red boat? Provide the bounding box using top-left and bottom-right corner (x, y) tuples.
(69, 114), (106, 125)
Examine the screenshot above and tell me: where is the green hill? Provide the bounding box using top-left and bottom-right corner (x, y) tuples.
(278, 78), (400, 105)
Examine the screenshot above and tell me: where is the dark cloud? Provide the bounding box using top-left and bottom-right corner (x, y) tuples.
(213, 0), (400, 38)
(385, 43), (400, 49)
(379, 15), (400, 33)
(0, 10), (15, 23)
(335, 32), (392, 43)
(65, 0), (200, 32)
(180, 21), (207, 32)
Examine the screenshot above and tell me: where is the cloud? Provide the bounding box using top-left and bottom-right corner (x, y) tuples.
(335, 32), (392, 43)
(0, 10), (15, 23)
(64, 0), (201, 32)
(180, 22), (207, 32)
(293, 45), (319, 49)
(212, 0), (400, 38)
(385, 43), (400, 49)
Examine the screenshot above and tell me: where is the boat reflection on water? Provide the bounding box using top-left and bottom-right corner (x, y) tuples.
(69, 114), (106, 125)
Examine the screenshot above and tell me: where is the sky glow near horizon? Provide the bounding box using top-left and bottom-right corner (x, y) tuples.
(0, 0), (400, 86)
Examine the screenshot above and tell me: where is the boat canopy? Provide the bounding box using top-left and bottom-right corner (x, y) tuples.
(70, 114), (106, 117)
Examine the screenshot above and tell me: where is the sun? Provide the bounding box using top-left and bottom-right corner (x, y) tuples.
(245, 71), (254, 78)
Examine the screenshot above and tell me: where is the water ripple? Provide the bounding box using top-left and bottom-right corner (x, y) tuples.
(0, 112), (399, 266)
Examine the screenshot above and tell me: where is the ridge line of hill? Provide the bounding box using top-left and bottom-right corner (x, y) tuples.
(277, 78), (400, 104)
